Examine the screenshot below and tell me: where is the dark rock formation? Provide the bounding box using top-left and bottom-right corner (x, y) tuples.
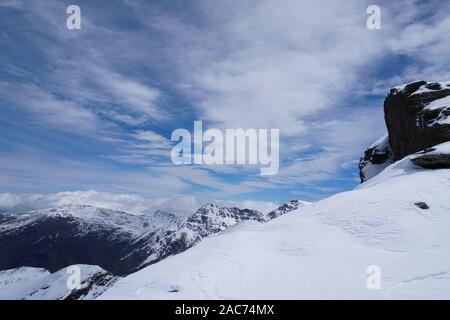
(414, 202), (429, 210)
(65, 270), (118, 300)
(358, 135), (394, 183)
(410, 144), (450, 169)
(412, 154), (450, 169)
(359, 81), (450, 182)
(384, 81), (450, 160)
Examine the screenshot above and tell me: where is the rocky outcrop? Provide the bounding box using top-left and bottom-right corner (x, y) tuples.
(410, 142), (450, 169)
(385, 81), (450, 160)
(359, 81), (450, 182)
(358, 135), (394, 183)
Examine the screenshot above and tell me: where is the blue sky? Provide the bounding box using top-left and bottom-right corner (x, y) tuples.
(1, 0), (450, 213)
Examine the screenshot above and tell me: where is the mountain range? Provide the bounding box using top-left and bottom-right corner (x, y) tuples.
(1, 80), (449, 299)
(0, 200), (302, 299)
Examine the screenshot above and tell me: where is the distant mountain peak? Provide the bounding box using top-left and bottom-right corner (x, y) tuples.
(267, 200), (308, 220)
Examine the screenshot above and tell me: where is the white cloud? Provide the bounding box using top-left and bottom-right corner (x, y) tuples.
(134, 130), (171, 147)
(214, 199), (279, 214)
(147, 0), (389, 136)
(2, 0), (450, 201)
(0, 190), (196, 215)
(0, 152), (189, 196)
(88, 66), (166, 121)
(0, 190), (279, 216)
(0, 83), (103, 135)
(0, 0), (23, 9)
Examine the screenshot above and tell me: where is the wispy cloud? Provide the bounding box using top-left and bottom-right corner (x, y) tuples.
(0, 82), (103, 135)
(1, 0), (449, 203)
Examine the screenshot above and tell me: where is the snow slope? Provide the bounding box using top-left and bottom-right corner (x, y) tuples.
(99, 158), (450, 299)
(0, 265), (118, 300)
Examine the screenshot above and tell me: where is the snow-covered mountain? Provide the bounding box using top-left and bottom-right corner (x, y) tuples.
(0, 202), (301, 299)
(0, 200), (299, 279)
(98, 80), (450, 299)
(99, 148), (450, 299)
(0, 265), (118, 300)
(2, 80), (449, 299)
(267, 200), (310, 220)
(0, 204), (185, 275)
(0, 204), (155, 237)
(133, 204), (269, 269)
(148, 210), (186, 231)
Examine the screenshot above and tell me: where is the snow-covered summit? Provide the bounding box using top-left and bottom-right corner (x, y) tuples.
(267, 200), (310, 220)
(145, 209), (186, 232)
(391, 80), (450, 97)
(0, 204), (153, 237)
(137, 203), (268, 268)
(186, 203), (266, 233)
(0, 204), (187, 275)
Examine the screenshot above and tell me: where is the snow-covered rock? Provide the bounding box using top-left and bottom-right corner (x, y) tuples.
(386, 81), (450, 160)
(267, 200), (309, 220)
(98, 159), (450, 299)
(360, 81), (450, 182)
(358, 134), (395, 183)
(0, 265), (118, 300)
(149, 210), (186, 231)
(410, 141), (450, 169)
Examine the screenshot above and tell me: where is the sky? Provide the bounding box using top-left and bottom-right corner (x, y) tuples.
(0, 0), (450, 214)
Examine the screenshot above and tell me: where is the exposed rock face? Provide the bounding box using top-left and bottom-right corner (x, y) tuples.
(359, 81), (450, 182)
(384, 81), (450, 160)
(410, 142), (450, 169)
(358, 135), (394, 183)
(412, 154), (450, 169)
